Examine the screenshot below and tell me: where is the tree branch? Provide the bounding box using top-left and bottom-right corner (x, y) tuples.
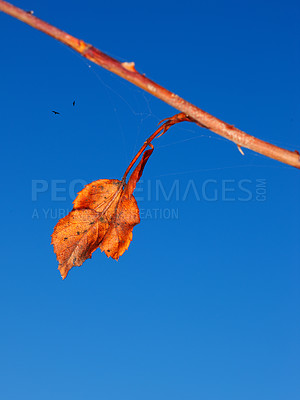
(1, 0), (299, 169)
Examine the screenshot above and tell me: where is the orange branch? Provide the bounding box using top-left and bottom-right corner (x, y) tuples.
(1, 0), (299, 169)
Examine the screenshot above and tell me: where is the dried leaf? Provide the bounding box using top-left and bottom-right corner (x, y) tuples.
(51, 148), (153, 279)
(52, 113), (190, 279)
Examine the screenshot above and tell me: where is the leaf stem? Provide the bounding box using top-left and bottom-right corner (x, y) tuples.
(0, 0), (299, 168)
(122, 114), (191, 181)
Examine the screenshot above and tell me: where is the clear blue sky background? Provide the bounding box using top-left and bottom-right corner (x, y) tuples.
(0, 0), (299, 399)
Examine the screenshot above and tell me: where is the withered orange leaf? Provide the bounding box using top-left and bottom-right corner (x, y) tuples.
(52, 114), (191, 279)
(51, 147), (154, 279)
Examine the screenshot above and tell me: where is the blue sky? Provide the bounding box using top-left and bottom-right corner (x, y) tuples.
(0, 0), (299, 399)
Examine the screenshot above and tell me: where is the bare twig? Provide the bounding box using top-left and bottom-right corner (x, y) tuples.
(0, 0), (299, 169)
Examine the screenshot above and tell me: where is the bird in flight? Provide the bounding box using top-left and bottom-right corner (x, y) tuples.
(52, 110), (60, 115)
(73, 100), (75, 106)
